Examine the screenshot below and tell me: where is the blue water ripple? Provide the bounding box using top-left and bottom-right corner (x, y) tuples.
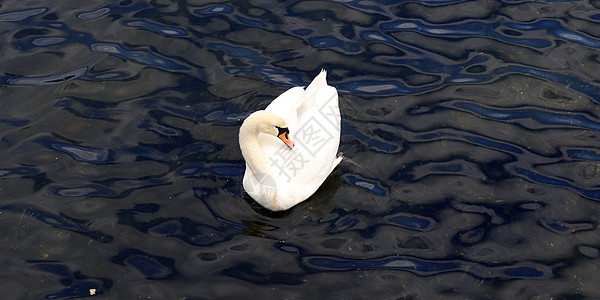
(291, 28), (313, 36)
(368, 138), (400, 153)
(505, 19), (600, 48)
(0, 204), (114, 244)
(76, 7), (110, 20)
(538, 218), (595, 234)
(233, 15), (268, 28)
(32, 37), (66, 46)
(375, 54), (489, 74)
(139, 121), (181, 137)
(339, 61), (600, 97)
(45, 281), (105, 299)
(208, 42), (267, 64)
(1, 67), (87, 86)
(117, 207), (232, 246)
(338, 0), (388, 12)
(498, 65), (600, 102)
(38, 264), (110, 299)
(384, 214), (435, 231)
(410, 128), (524, 156)
(1, 204), (84, 231)
(76, 2), (149, 20)
(343, 124), (401, 153)
(178, 162), (245, 177)
(503, 266), (545, 278)
(0, 167), (39, 177)
(408, 126), (598, 198)
(502, 0), (581, 2)
(464, 135), (524, 155)
(148, 220), (182, 235)
(204, 110), (248, 124)
(47, 142), (111, 163)
(216, 217), (245, 233)
(514, 167), (600, 200)
(227, 67), (304, 86)
(380, 19), (552, 48)
(209, 42), (261, 58)
(111, 249), (175, 279)
(338, 80), (417, 95)
(0, 7), (46, 21)
(256, 67), (305, 86)
(91, 43), (191, 71)
(152, 100), (204, 121)
(303, 255), (552, 279)
(55, 185), (116, 197)
(38, 264), (73, 279)
(454, 101), (600, 131)
(187, 224), (232, 245)
(333, 216), (362, 231)
(176, 141), (217, 158)
(125, 20), (188, 37)
(540, 219), (571, 233)
(0, 117), (30, 127)
(9, 25), (94, 52)
(309, 36), (362, 53)
(360, 30), (424, 55)
(566, 149), (600, 161)
(343, 174), (387, 196)
(193, 5), (234, 15)
(86, 71), (130, 80)
(447, 74), (492, 84)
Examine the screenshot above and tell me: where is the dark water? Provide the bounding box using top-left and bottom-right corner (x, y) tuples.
(1, 0), (600, 298)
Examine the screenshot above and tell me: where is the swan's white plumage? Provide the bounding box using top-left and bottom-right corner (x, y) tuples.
(240, 70), (341, 211)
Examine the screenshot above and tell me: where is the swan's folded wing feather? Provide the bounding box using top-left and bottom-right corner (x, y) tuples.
(242, 163), (262, 199)
(288, 85), (341, 200)
(304, 70), (327, 97)
(266, 86), (304, 112)
(266, 86), (304, 132)
(297, 70), (328, 119)
(291, 127), (341, 200)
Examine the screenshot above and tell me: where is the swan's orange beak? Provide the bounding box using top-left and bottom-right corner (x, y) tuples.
(277, 127), (294, 149)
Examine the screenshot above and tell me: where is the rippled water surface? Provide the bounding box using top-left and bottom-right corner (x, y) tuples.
(2, 0), (600, 298)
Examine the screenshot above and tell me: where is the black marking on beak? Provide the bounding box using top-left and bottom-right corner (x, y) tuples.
(276, 126), (289, 138)
(276, 126), (294, 148)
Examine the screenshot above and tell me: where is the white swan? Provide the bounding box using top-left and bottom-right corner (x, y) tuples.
(239, 70), (342, 211)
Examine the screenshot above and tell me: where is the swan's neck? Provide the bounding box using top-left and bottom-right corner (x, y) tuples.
(239, 119), (273, 182)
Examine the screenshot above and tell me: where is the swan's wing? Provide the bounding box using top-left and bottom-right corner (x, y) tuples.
(243, 162), (280, 209)
(266, 86), (304, 133)
(285, 85), (341, 200)
(266, 71), (329, 135)
(304, 69), (327, 96)
(265, 86), (304, 113)
(297, 70), (328, 119)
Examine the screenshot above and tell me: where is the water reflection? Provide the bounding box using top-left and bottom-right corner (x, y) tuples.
(303, 255), (553, 279)
(1, 0), (600, 298)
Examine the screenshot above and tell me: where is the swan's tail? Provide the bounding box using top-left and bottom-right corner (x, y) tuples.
(337, 153), (362, 169)
(330, 155), (344, 173)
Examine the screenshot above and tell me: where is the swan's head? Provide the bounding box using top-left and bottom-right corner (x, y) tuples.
(241, 110), (294, 148)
